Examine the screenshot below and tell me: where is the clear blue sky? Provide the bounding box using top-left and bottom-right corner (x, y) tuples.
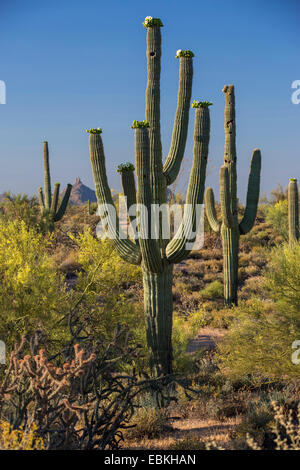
(0, 0), (299, 201)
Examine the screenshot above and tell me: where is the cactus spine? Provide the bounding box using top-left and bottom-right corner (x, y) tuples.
(38, 141), (72, 231)
(205, 85), (261, 306)
(88, 18), (210, 375)
(288, 178), (299, 245)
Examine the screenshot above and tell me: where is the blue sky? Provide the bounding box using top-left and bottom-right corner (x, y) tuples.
(0, 0), (299, 201)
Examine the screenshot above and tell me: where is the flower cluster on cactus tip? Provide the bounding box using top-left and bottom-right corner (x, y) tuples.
(131, 120), (150, 129)
(175, 49), (194, 58)
(192, 100), (213, 108)
(290, 178), (297, 182)
(86, 128), (102, 134)
(116, 162), (135, 173)
(143, 16), (163, 28)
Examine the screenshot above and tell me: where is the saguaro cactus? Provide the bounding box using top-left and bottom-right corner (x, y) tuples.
(88, 17), (211, 376)
(205, 85), (261, 306)
(288, 178), (299, 245)
(38, 141), (72, 231)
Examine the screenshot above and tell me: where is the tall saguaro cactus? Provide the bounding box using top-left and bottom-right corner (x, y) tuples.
(38, 141), (72, 231)
(205, 85), (261, 306)
(288, 178), (299, 245)
(88, 17), (211, 376)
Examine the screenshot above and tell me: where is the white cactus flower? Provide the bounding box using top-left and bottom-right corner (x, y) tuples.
(176, 49), (182, 57)
(144, 16), (153, 23)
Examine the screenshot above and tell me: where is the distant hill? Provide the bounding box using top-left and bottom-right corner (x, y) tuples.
(61, 177), (175, 206)
(61, 177), (97, 205)
(61, 178), (119, 205)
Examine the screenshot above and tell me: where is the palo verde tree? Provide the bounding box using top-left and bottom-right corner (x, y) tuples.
(205, 85), (261, 306)
(87, 17), (211, 376)
(38, 141), (72, 232)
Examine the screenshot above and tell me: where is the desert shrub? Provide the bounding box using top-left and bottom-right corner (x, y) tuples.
(168, 435), (206, 450)
(265, 242), (300, 311)
(218, 243), (300, 380)
(0, 331), (168, 450)
(247, 402), (300, 450)
(188, 307), (212, 329)
(199, 281), (223, 300)
(0, 421), (45, 450)
(234, 401), (274, 448)
(0, 219), (72, 352)
(124, 406), (171, 440)
(264, 200), (288, 242)
(0, 192), (40, 230)
(240, 276), (264, 300)
(172, 315), (200, 374)
(68, 229), (145, 351)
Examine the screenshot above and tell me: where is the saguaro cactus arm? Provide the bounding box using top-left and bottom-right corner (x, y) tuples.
(166, 103), (211, 263)
(117, 163), (137, 229)
(239, 149), (261, 234)
(220, 166), (235, 228)
(50, 182), (60, 215)
(163, 52), (194, 185)
(205, 188), (221, 233)
(54, 184), (72, 222)
(134, 122), (162, 272)
(43, 141), (52, 210)
(145, 20), (165, 212)
(288, 178), (299, 244)
(222, 85), (237, 215)
(88, 129), (141, 266)
(38, 187), (45, 210)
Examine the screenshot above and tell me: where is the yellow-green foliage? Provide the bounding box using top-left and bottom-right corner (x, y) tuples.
(0, 193), (40, 229)
(0, 220), (72, 350)
(218, 243), (300, 380)
(0, 421), (44, 450)
(264, 200), (288, 241)
(198, 280), (223, 300)
(172, 311), (206, 373)
(69, 229), (145, 346)
(72, 228), (141, 287)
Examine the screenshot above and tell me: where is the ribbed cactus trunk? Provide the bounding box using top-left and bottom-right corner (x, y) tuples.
(221, 226), (239, 306)
(288, 178), (299, 245)
(221, 86), (239, 305)
(88, 17), (210, 376)
(205, 85), (261, 307)
(38, 141), (72, 232)
(143, 265), (174, 375)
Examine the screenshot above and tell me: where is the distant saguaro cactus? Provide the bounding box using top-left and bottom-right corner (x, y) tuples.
(205, 85), (261, 306)
(38, 141), (72, 231)
(288, 178), (299, 245)
(87, 17), (211, 376)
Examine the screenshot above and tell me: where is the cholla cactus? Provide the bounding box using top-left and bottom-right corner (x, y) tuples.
(88, 18), (211, 375)
(288, 178), (299, 245)
(38, 141), (72, 231)
(0, 331), (174, 449)
(205, 85), (261, 306)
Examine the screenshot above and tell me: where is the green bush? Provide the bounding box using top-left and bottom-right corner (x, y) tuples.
(0, 192), (40, 230)
(264, 200), (288, 242)
(0, 219), (72, 352)
(218, 243), (300, 380)
(199, 280), (223, 300)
